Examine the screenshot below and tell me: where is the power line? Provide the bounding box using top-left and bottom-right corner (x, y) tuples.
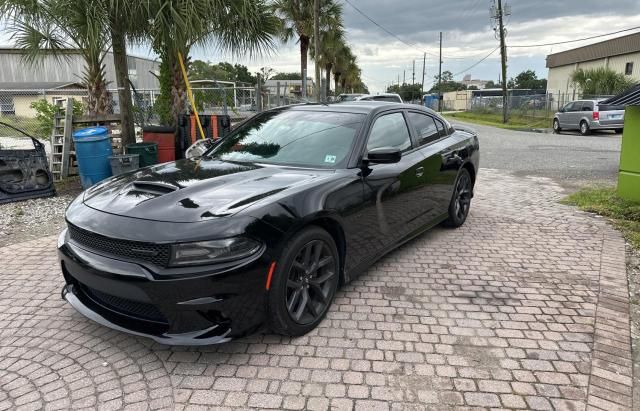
(341, 0), (470, 60)
(509, 26), (640, 48)
(451, 47), (500, 77)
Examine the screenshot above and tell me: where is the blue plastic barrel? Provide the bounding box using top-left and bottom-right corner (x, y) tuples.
(72, 127), (113, 188)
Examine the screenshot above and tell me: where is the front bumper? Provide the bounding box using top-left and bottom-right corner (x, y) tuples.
(59, 229), (271, 345)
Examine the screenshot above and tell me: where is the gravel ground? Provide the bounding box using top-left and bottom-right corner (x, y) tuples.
(0, 180), (81, 247)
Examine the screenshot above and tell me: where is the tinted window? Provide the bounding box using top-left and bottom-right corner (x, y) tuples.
(434, 118), (448, 137)
(580, 101), (594, 111)
(373, 96), (402, 103)
(208, 110), (365, 168)
(367, 113), (412, 152)
(407, 112), (440, 146)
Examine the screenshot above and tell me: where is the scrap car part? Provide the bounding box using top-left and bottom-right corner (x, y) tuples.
(0, 121), (56, 204)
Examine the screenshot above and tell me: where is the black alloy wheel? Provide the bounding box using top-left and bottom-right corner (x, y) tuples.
(443, 168), (473, 228)
(268, 227), (339, 336)
(286, 240), (336, 324)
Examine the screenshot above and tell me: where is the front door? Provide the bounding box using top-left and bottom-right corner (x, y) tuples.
(357, 111), (426, 256)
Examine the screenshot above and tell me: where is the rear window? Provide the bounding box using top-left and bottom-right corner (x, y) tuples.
(598, 104), (625, 111)
(373, 96), (401, 103)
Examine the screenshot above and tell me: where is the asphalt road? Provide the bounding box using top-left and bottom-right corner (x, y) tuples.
(448, 119), (623, 189)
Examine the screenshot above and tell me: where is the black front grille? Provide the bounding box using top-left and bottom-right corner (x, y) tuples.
(68, 224), (171, 267)
(81, 284), (168, 323)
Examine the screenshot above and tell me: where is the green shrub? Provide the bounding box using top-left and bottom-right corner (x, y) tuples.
(29, 99), (84, 139)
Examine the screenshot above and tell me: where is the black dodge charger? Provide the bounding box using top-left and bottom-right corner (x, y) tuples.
(59, 102), (479, 345)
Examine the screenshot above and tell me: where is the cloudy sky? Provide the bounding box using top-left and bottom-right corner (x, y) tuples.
(192, 0), (640, 93)
(3, 0), (640, 93)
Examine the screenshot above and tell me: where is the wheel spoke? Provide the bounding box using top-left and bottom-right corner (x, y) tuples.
(287, 288), (302, 313)
(293, 288), (308, 321)
(317, 256), (333, 269)
(287, 279), (302, 289)
(304, 289), (319, 317)
(302, 244), (313, 268)
(309, 282), (327, 304)
(313, 242), (323, 266)
(292, 260), (305, 272)
(311, 270), (336, 286)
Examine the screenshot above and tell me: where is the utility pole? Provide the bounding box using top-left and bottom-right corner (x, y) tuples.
(492, 0), (510, 123)
(438, 32), (443, 112)
(403, 70), (405, 85)
(412, 60), (416, 102)
(421, 52), (426, 96)
(313, 0), (321, 102)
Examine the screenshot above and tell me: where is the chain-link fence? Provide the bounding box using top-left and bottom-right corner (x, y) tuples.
(0, 89), (89, 143)
(441, 91), (615, 127)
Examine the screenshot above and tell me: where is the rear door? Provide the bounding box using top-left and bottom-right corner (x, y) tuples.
(406, 111), (456, 225)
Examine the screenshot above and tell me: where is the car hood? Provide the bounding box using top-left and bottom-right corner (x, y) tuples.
(83, 157), (333, 222)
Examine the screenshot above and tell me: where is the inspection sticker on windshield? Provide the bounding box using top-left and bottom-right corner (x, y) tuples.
(324, 155), (337, 164)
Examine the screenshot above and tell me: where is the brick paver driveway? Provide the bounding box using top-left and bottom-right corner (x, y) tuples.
(0, 170), (633, 410)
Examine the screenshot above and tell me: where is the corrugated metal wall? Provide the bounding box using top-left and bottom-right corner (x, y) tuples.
(0, 50), (160, 89)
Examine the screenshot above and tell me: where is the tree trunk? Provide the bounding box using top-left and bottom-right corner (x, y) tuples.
(325, 63), (332, 97)
(111, 25), (136, 148)
(170, 55), (188, 129)
(300, 35), (309, 96)
(85, 59), (111, 116)
(334, 73), (340, 95)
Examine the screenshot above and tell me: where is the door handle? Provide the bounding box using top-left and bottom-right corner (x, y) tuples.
(415, 167), (424, 178)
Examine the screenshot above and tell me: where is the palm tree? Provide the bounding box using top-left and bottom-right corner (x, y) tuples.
(272, 0), (343, 90)
(1, 0), (112, 115)
(310, 26), (345, 97)
(571, 67), (636, 96)
(145, 0), (278, 127)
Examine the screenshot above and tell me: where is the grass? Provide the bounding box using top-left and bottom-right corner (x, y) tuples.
(562, 187), (640, 250)
(0, 116), (48, 140)
(445, 111), (551, 130)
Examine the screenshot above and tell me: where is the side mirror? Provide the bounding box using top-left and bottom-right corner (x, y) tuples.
(365, 147), (402, 165)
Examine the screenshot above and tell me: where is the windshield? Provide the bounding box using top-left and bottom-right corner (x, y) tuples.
(206, 110), (365, 168)
(338, 94), (362, 102)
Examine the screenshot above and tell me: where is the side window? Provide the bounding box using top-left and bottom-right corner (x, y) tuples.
(407, 112), (440, 146)
(581, 101), (593, 111)
(367, 113), (412, 152)
(434, 118), (448, 137)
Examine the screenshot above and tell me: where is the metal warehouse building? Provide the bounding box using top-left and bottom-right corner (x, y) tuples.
(546, 32), (640, 97)
(0, 48), (160, 116)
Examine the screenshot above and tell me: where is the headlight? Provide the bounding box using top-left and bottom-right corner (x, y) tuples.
(170, 237), (262, 267)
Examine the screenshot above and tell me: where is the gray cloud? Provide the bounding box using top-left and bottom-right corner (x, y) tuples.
(342, 0), (640, 44)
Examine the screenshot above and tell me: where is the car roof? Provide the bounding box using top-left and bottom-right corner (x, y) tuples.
(286, 101), (434, 115)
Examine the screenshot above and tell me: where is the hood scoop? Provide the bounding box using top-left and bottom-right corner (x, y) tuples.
(131, 180), (180, 195)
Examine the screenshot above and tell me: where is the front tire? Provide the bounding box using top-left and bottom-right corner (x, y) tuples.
(268, 226), (339, 336)
(443, 168), (473, 228)
(580, 120), (591, 136)
(553, 119), (562, 133)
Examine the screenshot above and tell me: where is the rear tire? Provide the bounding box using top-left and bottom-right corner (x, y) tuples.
(553, 119), (562, 134)
(443, 168), (473, 228)
(580, 121), (591, 136)
(615, 128), (624, 134)
(268, 226), (339, 336)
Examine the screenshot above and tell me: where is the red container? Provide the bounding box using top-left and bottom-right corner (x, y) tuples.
(142, 126), (176, 163)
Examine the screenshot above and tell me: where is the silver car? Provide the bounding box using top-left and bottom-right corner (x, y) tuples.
(553, 100), (625, 135)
